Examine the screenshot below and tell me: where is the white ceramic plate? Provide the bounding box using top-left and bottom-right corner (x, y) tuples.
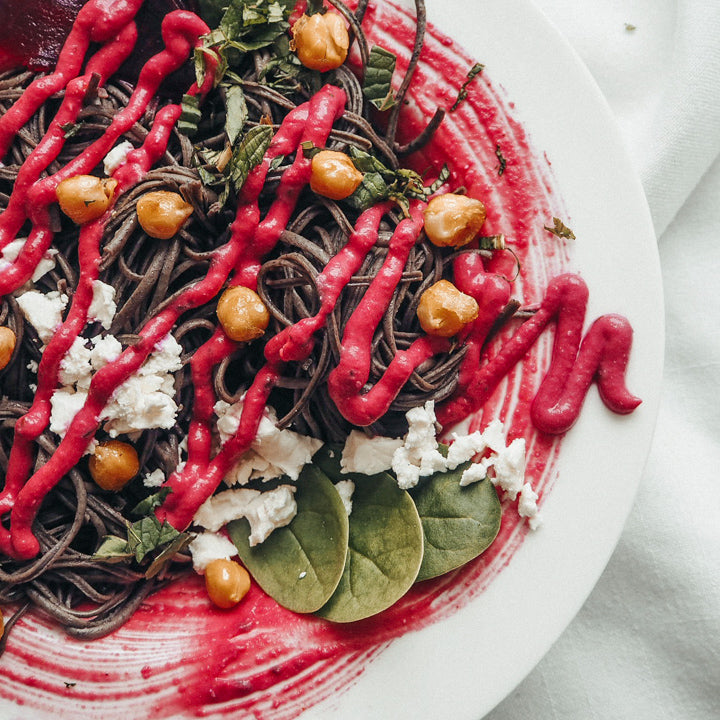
(300, 0), (663, 717)
(0, 0), (662, 717)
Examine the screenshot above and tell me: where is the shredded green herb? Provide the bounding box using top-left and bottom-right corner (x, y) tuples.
(495, 143), (507, 176)
(450, 62), (484, 112)
(544, 217), (576, 240)
(362, 45), (397, 112)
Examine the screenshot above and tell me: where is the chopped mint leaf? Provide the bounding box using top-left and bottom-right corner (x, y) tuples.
(178, 94), (202, 138)
(544, 217), (576, 240)
(229, 124), (274, 191)
(225, 84), (249, 145)
(495, 143), (507, 176)
(131, 487), (172, 517)
(362, 46), (397, 112)
(450, 62), (484, 112)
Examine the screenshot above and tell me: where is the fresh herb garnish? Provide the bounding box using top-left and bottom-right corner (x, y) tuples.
(93, 489), (192, 574)
(343, 146), (448, 215)
(362, 45), (397, 112)
(178, 94), (202, 138)
(450, 62), (484, 112)
(495, 143), (507, 176)
(60, 122), (81, 139)
(544, 217), (576, 240)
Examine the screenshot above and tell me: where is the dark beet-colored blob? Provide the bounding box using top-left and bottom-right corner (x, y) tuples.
(0, 0), (85, 71)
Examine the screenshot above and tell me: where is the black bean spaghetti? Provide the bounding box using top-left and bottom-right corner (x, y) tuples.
(0, 0), (486, 650)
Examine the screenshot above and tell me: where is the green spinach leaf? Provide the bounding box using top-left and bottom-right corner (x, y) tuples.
(316, 472), (424, 623)
(411, 463), (501, 582)
(227, 465), (349, 613)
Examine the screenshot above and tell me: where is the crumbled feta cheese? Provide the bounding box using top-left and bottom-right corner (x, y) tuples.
(490, 437), (526, 501)
(445, 430), (488, 469)
(518, 482), (542, 529)
(388, 402), (530, 517)
(138, 334), (183, 376)
(193, 485), (297, 546)
(391, 401), (447, 489)
(49, 389), (88, 437)
(459, 458), (492, 486)
(143, 468), (165, 488)
(90, 334), (122, 370)
(58, 337), (93, 389)
(100, 333), (182, 437)
(217, 400), (322, 484)
(340, 430), (403, 475)
(102, 372), (179, 436)
(27, 359), (39, 374)
(0, 239), (57, 281)
(188, 532), (238, 572)
(103, 140), (134, 176)
(334, 479), (355, 516)
(16, 290), (68, 344)
(88, 280), (117, 330)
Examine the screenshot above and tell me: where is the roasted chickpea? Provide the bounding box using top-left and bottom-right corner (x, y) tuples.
(205, 558), (251, 609)
(217, 286), (270, 342)
(291, 11), (349, 72)
(423, 193), (486, 248)
(417, 279), (479, 337)
(0, 326), (16, 371)
(88, 440), (140, 492)
(56, 175), (117, 225)
(310, 150), (363, 200)
(136, 191), (193, 240)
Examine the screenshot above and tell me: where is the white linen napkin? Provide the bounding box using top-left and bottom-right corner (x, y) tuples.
(484, 1), (720, 719)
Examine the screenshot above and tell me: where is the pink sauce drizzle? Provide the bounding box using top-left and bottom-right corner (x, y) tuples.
(0, 0), (641, 717)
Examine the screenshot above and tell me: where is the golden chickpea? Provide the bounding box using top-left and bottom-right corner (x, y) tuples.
(310, 150), (363, 200)
(205, 558), (251, 609)
(423, 193), (487, 248)
(217, 286), (270, 343)
(88, 440), (140, 492)
(0, 326), (16, 371)
(56, 175), (117, 225)
(291, 11), (349, 72)
(417, 279), (479, 337)
(136, 191), (194, 240)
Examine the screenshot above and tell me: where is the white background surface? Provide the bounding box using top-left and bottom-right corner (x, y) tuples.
(486, 1), (720, 718)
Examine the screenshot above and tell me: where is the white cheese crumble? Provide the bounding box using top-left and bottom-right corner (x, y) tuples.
(518, 482), (542, 529)
(391, 401), (448, 489)
(0, 239), (57, 282)
(142, 468), (166, 488)
(188, 532), (238, 573)
(59, 337), (93, 389)
(217, 400), (322, 485)
(49, 389), (87, 437)
(88, 280), (117, 330)
(334, 479), (355, 516)
(340, 430), (403, 475)
(193, 485), (297, 547)
(103, 140), (134, 176)
(383, 402), (540, 528)
(49, 332), (182, 440)
(16, 290), (68, 344)
(489, 437), (526, 501)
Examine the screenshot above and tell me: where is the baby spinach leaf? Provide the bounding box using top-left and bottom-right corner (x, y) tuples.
(312, 443), (345, 480)
(227, 465), (349, 614)
(316, 472), (424, 623)
(411, 463), (501, 582)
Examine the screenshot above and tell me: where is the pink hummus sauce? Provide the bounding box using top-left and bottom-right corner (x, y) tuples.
(0, 0), (639, 717)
